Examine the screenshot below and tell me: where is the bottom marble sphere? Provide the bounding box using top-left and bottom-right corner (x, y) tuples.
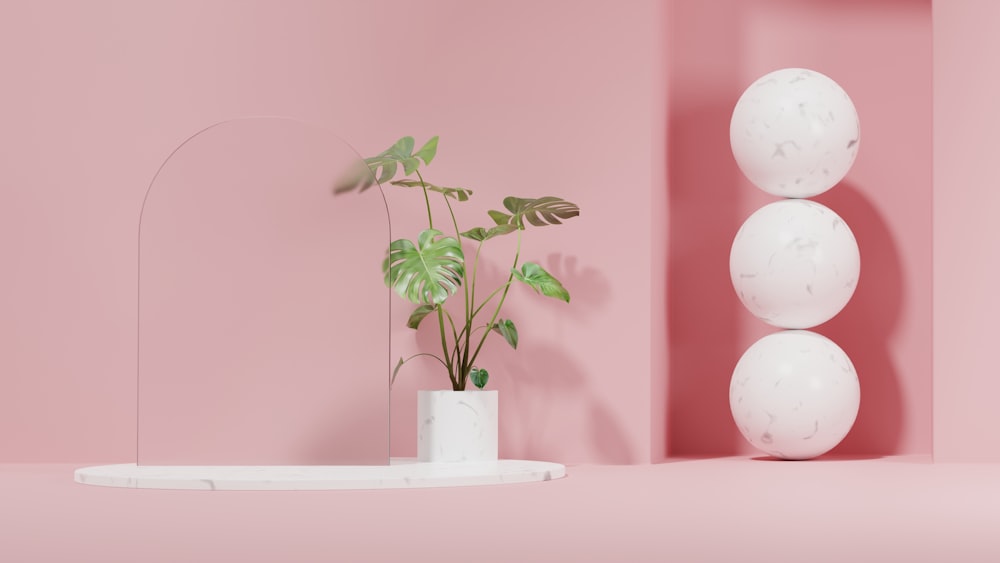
(730, 330), (860, 460)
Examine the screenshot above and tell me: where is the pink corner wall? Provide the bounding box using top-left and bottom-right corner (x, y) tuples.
(933, 0), (1000, 461)
(664, 0), (933, 458)
(0, 0), (948, 465)
(0, 0), (663, 464)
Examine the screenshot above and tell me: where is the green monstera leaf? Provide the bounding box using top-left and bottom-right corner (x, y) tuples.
(460, 224), (517, 242)
(333, 136), (438, 194)
(383, 229), (465, 305)
(413, 136), (438, 165)
(390, 179), (473, 201)
(512, 262), (570, 303)
(488, 196), (580, 229)
(332, 160), (378, 194)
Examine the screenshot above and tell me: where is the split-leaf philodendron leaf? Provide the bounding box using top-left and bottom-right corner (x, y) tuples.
(340, 135), (581, 392)
(414, 136), (438, 165)
(390, 179), (472, 201)
(493, 196), (580, 230)
(460, 224), (517, 242)
(332, 136), (440, 194)
(383, 229), (465, 305)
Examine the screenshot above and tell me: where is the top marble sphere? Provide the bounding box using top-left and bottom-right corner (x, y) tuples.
(730, 68), (860, 198)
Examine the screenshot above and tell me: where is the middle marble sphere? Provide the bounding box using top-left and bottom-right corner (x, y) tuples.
(730, 199), (860, 329)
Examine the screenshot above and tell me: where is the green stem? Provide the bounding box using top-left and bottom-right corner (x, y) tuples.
(442, 308), (461, 363)
(435, 307), (457, 390)
(441, 193), (473, 390)
(414, 170), (455, 388)
(471, 281), (514, 319)
(470, 242), (484, 321)
(415, 170), (434, 230)
(392, 353), (448, 387)
(467, 229), (523, 373)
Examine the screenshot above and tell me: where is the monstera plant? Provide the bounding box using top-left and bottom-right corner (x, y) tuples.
(335, 136), (579, 391)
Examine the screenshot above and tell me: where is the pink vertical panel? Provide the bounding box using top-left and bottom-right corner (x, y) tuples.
(137, 118), (389, 465)
(933, 0), (1000, 461)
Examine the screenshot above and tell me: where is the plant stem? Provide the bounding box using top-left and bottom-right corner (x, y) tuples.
(471, 281), (514, 319)
(470, 242), (484, 321)
(415, 169), (455, 388)
(436, 307), (457, 389)
(393, 353), (449, 387)
(415, 170), (434, 229)
(442, 308), (460, 359)
(440, 192), (473, 391)
(467, 228), (523, 374)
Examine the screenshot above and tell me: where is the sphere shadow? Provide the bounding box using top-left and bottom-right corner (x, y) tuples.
(664, 0), (748, 458)
(750, 453), (885, 462)
(814, 181), (905, 455)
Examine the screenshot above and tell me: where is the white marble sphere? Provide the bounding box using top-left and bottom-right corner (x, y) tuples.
(730, 199), (859, 329)
(730, 330), (860, 460)
(730, 68), (860, 198)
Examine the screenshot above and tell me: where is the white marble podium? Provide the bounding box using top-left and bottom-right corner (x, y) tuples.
(75, 459), (566, 490)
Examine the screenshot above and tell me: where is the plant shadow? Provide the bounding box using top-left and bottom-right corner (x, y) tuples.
(498, 341), (638, 464)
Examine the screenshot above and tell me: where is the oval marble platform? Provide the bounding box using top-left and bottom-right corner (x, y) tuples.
(74, 459), (566, 490)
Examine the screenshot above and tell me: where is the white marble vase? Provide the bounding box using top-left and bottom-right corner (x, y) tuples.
(417, 390), (498, 462)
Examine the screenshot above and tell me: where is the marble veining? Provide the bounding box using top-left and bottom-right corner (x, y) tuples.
(730, 199), (860, 329)
(417, 390), (498, 462)
(74, 459), (566, 490)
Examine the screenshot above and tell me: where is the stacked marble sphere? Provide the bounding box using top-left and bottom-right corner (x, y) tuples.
(728, 68), (862, 460)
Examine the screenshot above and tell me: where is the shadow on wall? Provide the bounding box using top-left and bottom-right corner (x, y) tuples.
(665, 0), (747, 456)
(498, 340), (636, 464)
(496, 252), (631, 463)
(403, 247), (629, 463)
(815, 182), (904, 455)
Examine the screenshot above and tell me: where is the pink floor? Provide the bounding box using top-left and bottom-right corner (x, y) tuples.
(3, 457), (1000, 562)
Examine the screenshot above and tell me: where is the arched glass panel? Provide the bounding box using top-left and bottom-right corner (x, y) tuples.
(137, 117), (389, 465)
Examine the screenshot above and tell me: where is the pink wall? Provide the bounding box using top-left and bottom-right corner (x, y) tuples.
(0, 0), (944, 464)
(135, 118), (390, 465)
(0, 0), (663, 464)
(368, 1), (662, 463)
(933, 0), (1000, 461)
(664, 0), (933, 457)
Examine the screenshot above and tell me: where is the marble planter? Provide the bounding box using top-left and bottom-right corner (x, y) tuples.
(417, 390), (498, 462)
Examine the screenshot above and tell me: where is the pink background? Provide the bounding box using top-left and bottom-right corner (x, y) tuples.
(2, 0), (991, 465)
